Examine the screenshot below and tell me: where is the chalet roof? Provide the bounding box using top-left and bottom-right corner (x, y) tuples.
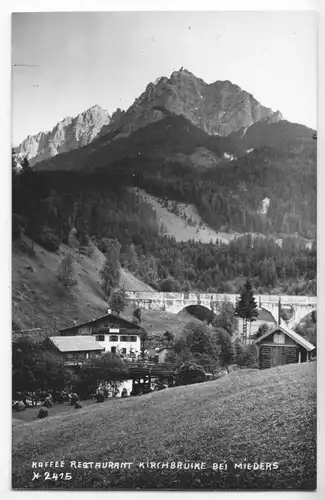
(60, 313), (145, 334)
(49, 336), (105, 353)
(254, 324), (315, 351)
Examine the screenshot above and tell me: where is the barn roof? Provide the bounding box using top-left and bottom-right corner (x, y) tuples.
(254, 324), (315, 351)
(49, 336), (105, 353)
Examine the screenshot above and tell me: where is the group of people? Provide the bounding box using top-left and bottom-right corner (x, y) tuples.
(95, 385), (129, 399)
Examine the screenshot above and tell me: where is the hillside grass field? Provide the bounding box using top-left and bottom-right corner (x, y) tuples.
(12, 362), (316, 490)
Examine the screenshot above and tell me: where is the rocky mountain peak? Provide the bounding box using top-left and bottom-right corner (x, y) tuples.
(101, 68), (283, 139)
(15, 105), (112, 165)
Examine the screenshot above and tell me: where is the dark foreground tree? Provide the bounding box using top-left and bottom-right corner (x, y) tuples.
(12, 337), (68, 398)
(182, 321), (220, 367)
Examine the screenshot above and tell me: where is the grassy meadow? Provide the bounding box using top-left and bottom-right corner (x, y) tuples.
(12, 362), (316, 490)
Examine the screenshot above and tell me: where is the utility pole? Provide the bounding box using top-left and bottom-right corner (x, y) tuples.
(278, 297), (281, 326)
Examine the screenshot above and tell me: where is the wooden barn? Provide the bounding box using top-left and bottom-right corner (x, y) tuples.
(254, 324), (316, 370)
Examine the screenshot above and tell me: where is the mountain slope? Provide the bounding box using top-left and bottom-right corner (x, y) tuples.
(34, 114), (240, 172)
(15, 105), (113, 166)
(229, 119), (316, 154)
(12, 237), (154, 335)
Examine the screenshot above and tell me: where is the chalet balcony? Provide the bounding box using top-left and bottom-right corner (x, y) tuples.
(93, 327), (143, 335)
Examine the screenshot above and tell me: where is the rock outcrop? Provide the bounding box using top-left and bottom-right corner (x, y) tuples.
(15, 105), (112, 165)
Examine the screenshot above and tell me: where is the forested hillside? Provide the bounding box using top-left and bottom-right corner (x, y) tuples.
(12, 158), (316, 296)
(131, 143), (316, 239)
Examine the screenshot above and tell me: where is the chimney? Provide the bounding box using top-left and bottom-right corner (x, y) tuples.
(107, 308), (111, 315)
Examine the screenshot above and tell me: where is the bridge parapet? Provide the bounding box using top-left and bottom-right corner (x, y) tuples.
(125, 291), (316, 328)
(126, 291), (316, 306)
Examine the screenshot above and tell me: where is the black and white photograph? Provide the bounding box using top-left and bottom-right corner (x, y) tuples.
(11, 6), (318, 491)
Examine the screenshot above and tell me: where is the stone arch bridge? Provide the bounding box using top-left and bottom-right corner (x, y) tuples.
(125, 291), (317, 330)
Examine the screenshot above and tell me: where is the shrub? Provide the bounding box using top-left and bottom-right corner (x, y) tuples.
(175, 362), (206, 386)
(75, 401), (83, 409)
(38, 406), (48, 419)
(238, 344), (259, 368)
(160, 277), (181, 292)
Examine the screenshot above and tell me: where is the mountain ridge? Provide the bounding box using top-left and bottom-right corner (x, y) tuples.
(15, 68), (284, 165)
(15, 104), (114, 166)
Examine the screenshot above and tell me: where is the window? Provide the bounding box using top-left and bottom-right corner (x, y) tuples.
(121, 348), (127, 354)
(111, 346), (116, 354)
(109, 335), (118, 342)
(96, 334), (105, 342)
(129, 336), (137, 342)
(273, 332), (285, 344)
(120, 336), (128, 342)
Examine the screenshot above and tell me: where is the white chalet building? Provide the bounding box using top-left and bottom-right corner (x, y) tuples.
(59, 312), (144, 358)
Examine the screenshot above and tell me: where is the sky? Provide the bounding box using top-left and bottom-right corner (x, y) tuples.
(12, 10), (318, 145)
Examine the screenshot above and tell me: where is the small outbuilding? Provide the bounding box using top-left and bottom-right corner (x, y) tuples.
(46, 336), (105, 365)
(254, 324), (316, 370)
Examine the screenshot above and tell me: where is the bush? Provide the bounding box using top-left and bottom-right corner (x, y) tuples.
(175, 362), (206, 386)
(238, 344), (259, 368)
(160, 277), (181, 292)
(75, 401), (83, 409)
(38, 406), (48, 419)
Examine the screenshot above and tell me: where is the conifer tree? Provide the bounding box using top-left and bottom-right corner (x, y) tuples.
(57, 253), (76, 287)
(100, 240), (121, 300)
(235, 280), (258, 344)
(132, 307), (142, 325)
